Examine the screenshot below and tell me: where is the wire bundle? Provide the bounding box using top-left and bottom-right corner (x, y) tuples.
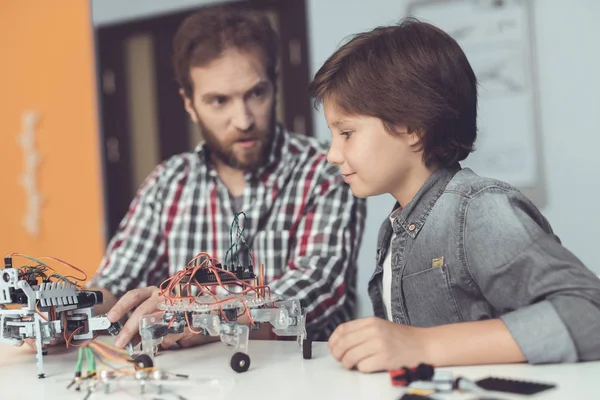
(224, 212), (255, 269)
(158, 254), (269, 327)
(154, 213), (275, 328)
(8, 253), (88, 287)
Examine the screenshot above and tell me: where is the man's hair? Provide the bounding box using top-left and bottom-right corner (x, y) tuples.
(173, 6), (279, 98)
(309, 18), (478, 168)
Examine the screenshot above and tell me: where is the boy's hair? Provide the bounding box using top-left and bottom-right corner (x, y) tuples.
(309, 18), (478, 168)
(173, 6), (280, 98)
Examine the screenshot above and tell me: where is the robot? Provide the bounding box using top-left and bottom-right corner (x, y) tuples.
(138, 253), (313, 373)
(2, 210), (314, 378)
(0, 254), (129, 378)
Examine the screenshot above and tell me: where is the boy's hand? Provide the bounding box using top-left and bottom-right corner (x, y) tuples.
(328, 317), (432, 373)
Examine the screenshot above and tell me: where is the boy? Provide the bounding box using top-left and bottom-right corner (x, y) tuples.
(309, 18), (600, 372)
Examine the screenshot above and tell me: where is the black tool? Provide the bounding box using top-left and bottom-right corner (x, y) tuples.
(475, 376), (556, 395)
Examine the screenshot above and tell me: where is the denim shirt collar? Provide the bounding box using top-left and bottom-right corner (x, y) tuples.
(391, 163), (461, 238)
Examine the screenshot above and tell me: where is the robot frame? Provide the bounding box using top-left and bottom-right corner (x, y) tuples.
(138, 250), (314, 373)
(0, 253), (129, 378)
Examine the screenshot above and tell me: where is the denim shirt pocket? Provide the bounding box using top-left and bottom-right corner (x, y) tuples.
(401, 263), (463, 327)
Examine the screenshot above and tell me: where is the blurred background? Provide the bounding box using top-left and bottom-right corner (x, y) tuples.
(1, 0), (598, 318)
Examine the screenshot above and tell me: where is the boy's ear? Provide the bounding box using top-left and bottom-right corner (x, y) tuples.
(406, 130), (422, 147)
(392, 124), (423, 148)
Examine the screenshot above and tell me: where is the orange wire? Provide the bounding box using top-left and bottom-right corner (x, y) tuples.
(260, 263), (265, 296)
(65, 326), (84, 347)
(87, 342), (130, 363)
(167, 316), (176, 329)
(39, 256), (88, 282)
(34, 302), (48, 321)
(184, 311), (205, 334)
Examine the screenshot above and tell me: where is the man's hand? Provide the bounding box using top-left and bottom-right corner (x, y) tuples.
(159, 313), (275, 349)
(107, 286), (280, 351)
(107, 286), (163, 348)
(328, 317), (432, 373)
(159, 328), (220, 349)
(106, 286), (220, 350)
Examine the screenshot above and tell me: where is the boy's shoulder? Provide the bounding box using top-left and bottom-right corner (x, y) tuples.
(445, 167), (521, 199)
(443, 167), (551, 234)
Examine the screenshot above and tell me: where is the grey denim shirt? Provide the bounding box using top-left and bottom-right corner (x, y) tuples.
(368, 164), (600, 364)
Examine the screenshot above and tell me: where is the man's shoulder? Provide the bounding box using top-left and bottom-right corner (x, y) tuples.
(140, 151), (202, 188)
(281, 131), (340, 180)
(284, 131), (330, 157)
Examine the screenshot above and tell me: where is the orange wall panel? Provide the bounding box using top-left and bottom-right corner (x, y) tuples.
(0, 1), (105, 280)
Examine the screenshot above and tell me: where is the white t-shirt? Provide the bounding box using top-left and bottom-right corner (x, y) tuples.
(382, 208), (401, 321)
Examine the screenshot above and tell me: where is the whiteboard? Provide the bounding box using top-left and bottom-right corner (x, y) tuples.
(407, 0), (544, 197)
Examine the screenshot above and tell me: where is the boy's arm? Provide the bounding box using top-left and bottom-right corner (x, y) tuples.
(422, 319), (525, 365)
(463, 189), (600, 364)
(328, 316), (525, 372)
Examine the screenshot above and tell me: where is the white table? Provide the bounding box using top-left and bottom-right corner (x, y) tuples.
(0, 339), (598, 399)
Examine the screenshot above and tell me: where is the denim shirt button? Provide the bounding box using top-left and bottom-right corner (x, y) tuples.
(408, 223), (416, 231)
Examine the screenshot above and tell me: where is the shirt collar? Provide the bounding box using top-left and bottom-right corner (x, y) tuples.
(391, 163), (461, 237)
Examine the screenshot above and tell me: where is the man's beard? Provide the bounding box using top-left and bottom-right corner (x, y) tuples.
(197, 109), (276, 171)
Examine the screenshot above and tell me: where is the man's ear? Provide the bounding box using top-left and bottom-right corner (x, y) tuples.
(179, 88), (198, 123)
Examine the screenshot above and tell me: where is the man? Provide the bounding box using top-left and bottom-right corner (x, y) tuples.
(86, 6), (366, 349)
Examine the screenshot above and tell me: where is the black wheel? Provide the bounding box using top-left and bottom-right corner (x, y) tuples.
(302, 332), (313, 359)
(132, 354), (154, 369)
(230, 352), (250, 373)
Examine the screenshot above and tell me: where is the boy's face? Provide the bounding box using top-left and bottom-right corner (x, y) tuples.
(324, 99), (422, 201)
(181, 48), (276, 171)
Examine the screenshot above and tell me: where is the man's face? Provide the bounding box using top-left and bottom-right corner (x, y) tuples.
(181, 48), (276, 171)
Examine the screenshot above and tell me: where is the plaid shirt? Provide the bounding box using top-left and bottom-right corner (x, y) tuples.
(89, 126), (366, 340)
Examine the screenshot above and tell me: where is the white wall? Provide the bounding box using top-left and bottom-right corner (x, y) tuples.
(92, 0), (235, 26)
(92, 0), (600, 319)
(531, 0), (600, 271)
